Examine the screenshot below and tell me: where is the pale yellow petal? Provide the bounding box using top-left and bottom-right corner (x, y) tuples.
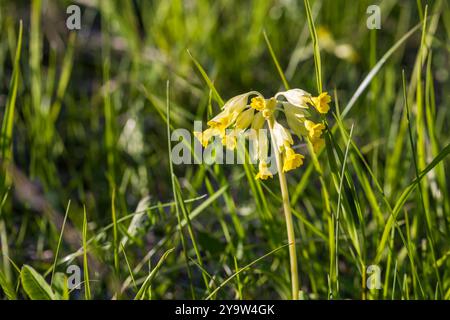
(255, 160), (273, 180)
(235, 108), (254, 130)
(275, 89), (311, 108)
(251, 112), (265, 130)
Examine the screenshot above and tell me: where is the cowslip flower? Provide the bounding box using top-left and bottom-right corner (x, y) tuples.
(283, 146), (305, 172)
(255, 160), (273, 180)
(193, 128), (219, 147)
(194, 89), (331, 179)
(304, 120), (326, 152)
(311, 91), (331, 114)
(304, 120), (325, 138)
(193, 87), (331, 301)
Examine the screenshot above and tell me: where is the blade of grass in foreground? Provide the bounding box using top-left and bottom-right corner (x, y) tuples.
(0, 20), (23, 182)
(50, 200), (71, 287)
(375, 142), (450, 263)
(83, 206), (91, 300)
(111, 189), (119, 273)
(304, 0), (322, 94)
(120, 243), (137, 291)
(102, 0), (116, 189)
(341, 21), (424, 118)
(331, 124), (354, 298)
(166, 80), (196, 299)
(402, 68), (442, 297)
(263, 30), (289, 90)
(134, 248), (174, 300)
(425, 52), (449, 232)
(187, 49), (224, 106)
(50, 32), (76, 122)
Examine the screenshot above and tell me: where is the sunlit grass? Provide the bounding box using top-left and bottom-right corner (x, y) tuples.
(0, 0), (449, 300)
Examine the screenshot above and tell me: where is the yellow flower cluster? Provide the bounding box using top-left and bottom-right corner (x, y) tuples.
(194, 89), (331, 180)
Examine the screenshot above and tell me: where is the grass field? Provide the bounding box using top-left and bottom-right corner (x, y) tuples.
(0, 0), (449, 300)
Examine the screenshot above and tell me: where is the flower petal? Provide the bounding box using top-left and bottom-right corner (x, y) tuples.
(272, 121), (293, 152)
(251, 112), (265, 130)
(255, 160), (273, 180)
(284, 103), (309, 138)
(275, 89), (311, 108)
(235, 108), (254, 130)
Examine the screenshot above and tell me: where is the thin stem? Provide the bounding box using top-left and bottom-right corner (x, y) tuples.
(267, 117), (299, 300)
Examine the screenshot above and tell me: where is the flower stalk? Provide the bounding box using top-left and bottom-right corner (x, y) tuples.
(268, 116), (299, 300)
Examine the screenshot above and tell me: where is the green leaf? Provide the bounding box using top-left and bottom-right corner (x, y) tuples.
(21, 265), (56, 300)
(52, 272), (69, 300)
(0, 270), (16, 300)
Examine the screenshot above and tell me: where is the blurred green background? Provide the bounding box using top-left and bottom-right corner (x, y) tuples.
(0, 0), (449, 299)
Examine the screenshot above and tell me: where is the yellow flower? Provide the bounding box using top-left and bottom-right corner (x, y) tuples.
(235, 108), (254, 130)
(283, 103), (309, 138)
(207, 110), (235, 136)
(255, 160), (273, 180)
(311, 92), (331, 114)
(193, 128), (218, 147)
(283, 146), (305, 172)
(222, 92), (252, 114)
(194, 88), (329, 178)
(250, 96), (265, 111)
(304, 120), (325, 139)
(310, 136), (325, 153)
(275, 89), (311, 108)
(262, 97), (276, 119)
(272, 121), (293, 152)
(204, 92), (256, 136)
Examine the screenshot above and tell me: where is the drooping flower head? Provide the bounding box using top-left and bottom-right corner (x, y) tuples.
(194, 89), (331, 179)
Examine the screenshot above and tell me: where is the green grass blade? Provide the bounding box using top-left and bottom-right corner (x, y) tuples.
(375, 142), (450, 263)
(50, 200), (71, 287)
(166, 80), (196, 299)
(0, 20), (23, 169)
(134, 248), (174, 300)
(111, 189), (119, 272)
(187, 49), (224, 106)
(341, 21), (423, 118)
(304, 0), (322, 93)
(263, 30), (289, 90)
(83, 206), (91, 300)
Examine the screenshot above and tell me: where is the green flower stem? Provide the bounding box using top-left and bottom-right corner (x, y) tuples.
(267, 117), (299, 300)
